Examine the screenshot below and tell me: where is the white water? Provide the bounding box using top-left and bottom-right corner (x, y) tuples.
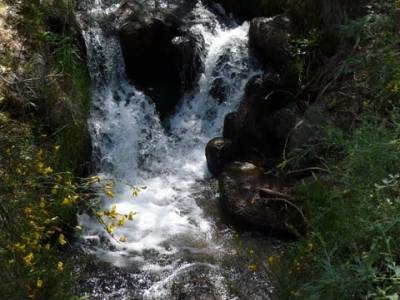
(77, 1), (273, 298)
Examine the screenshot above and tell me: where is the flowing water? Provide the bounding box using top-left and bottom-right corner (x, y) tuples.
(76, 1), (280, 299)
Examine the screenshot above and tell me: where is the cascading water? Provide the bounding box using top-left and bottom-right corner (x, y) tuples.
(77, 1), (280, 299)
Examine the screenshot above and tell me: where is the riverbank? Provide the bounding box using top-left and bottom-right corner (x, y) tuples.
(0, 0), (91, 298)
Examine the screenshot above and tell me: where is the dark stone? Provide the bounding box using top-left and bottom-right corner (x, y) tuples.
(223, 112), (243, 141)
(249, 15), (293, 68)
(238, 73), (296, 140)
(287, 102), (331, 166)
(205, 138), (235, 177)
(219, 162), (297, 235)
(262, 106), (299, 140)
(169, 264), (225, 300)
(119, 0), (203, 118)
(209, 77), (228, 103)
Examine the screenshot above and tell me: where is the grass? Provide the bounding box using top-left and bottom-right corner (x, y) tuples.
(0, 0), (92, 298)
(274, 0), (400, 298)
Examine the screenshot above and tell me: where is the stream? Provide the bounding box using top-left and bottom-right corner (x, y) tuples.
(76, 1), (281, 299)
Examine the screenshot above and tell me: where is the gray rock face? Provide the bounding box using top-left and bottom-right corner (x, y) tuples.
(119, 0), (203, 118)
(219, 162), (298, 235)
(249, 15), (293, 67)
(205, 137), (235, 177)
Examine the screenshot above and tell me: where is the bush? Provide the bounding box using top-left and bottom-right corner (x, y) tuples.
(0, 0), (91, 298)
(275, 1), (400, 298)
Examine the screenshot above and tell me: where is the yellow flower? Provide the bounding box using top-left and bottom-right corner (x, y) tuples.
(39, 198), (46, 208)
(248, 264), (257, 272)
(90, 176), (100, 182)
(58, 234), (67, 246)
(24, 207), (33, 216)
(107, 225), (115, 234)
(43, 166), (53, 175)
(268, 256), (274, 265)
(14, 242), (26, 252)
(23, 252), (34, 266)
(36, 162), (44, 171)
(109, 205), (117, 218)
(119, 236), (127, 243)
(127, 211), (136, 221)
(62, 197), (71, 206)
(51, 184), (59, 195)
(105, 189), (115, 198)
(132, 187), (140, 197)
(36, 279), (43, 288)
(118, 216), (126, 226)
(44, 243), (51, 250)
(57, 261), (64, 271)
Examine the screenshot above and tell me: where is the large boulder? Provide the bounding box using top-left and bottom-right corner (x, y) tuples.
(262, 105), (299, 140)
(219, 162), (301, 236)
(119, 0), (203, 118)
(249, 15), (293, 68)
(205, 137), (236, 177)
(223, 112), (244, 141)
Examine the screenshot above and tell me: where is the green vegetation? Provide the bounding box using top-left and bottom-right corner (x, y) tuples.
(0, 0), (91, 298)
(274, 0), (400, 298)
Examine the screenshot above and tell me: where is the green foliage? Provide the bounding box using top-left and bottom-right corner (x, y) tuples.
(0, 115), (80, 299)
(282, 117), (400, 299)
(276, 1), (400, 299)
(340, 1), (400, 113)
(0, 0), (92, 298)
(2, 0), (91, 173)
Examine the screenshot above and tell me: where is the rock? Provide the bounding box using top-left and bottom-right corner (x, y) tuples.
(288, 102), (331, 159)
(205, 138), (235, 177)
(223, 112), (243, 141)
(219, 162), (297, 235)
(262, 106), (299, 140)
(249, 15), (293, 68)
(170, 264), (226, 300)
(209, 77), (228, 103)
(119, 0), (203, 118)
(237, 73), (296, 141)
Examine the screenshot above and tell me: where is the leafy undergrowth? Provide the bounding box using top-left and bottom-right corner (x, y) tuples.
(275, 1), (400, 299)
(0, 115), (84, 299)
(0, 0), (92, 298)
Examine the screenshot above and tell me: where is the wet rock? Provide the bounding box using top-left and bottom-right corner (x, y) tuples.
(119, 0), (203, 118)
(249, 15), (293, 68)
(170, 264), (226, 300)
(219, 162), (299, 236)
(209, 77), (228, 103)
(236, 73), (296, 144)
(223, 112), (243, 141)
(205, 137), (235, 177)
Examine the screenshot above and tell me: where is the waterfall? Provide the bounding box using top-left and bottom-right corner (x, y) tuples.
(77, 1), (275, 299)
